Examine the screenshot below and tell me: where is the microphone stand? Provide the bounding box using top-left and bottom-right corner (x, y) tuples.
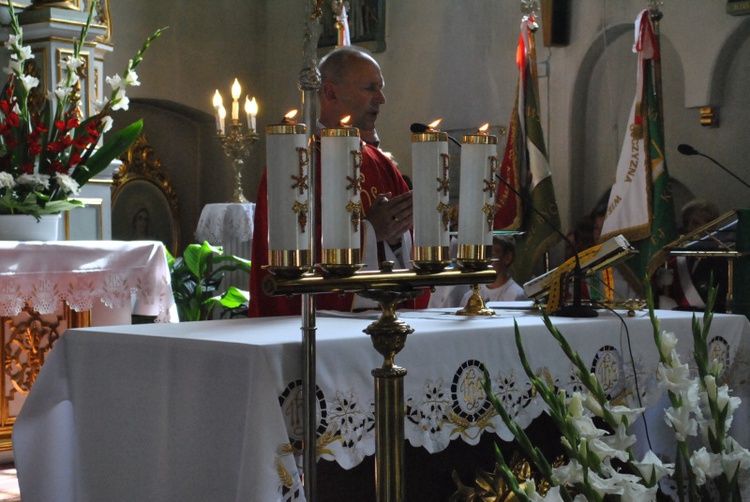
(495, 174), (598, 317)
(678, 144), (750, 191)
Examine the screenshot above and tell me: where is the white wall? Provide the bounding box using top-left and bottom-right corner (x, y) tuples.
(101, 0), (750, 246)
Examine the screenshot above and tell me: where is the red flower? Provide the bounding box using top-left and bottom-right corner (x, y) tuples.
(20, 163), (34, 174)
(6, 112), (19, 128)
(68, 151), (82, 167)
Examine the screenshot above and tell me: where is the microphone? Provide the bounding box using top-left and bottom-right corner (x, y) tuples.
(495, 173), (598, 317)
(678, 143), (750, 191)
(410, 123), (462, 148)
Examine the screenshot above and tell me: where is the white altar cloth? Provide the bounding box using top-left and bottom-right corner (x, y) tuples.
(12, 308), (750, 501)
(0, 240), (177, 322)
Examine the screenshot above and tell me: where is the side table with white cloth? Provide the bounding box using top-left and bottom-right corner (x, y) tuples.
(194, 202), (254, 294)
(13, 308), (750, 501)
(0, 240), (177, 452)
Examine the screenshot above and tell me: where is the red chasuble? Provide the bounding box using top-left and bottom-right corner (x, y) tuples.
(249, 143), (428, 317)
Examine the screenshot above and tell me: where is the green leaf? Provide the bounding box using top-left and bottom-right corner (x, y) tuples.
(73, 120), (144, 186)
(216, 287), (249, 308)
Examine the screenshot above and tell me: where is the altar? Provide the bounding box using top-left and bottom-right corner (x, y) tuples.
(12, 307), (750, 501)
(0, 240), (177, 452)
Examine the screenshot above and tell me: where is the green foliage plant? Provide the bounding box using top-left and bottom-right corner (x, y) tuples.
(167, 241), (251, 322)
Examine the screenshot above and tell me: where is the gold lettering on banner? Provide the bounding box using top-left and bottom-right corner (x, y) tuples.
(460, 368), (486, 412)
(625, 135), (640, 183)
(607, 195), (622, 217)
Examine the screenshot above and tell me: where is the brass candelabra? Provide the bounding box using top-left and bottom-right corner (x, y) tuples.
(217, 122), (259, 203)
(212, 79), (259, 203)
(264, 262), (496, 501)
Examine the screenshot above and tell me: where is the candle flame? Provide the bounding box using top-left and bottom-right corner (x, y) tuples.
(248, 97), (258, 115)
(478, 123), (490, 133)
(231, 78), (241, 100)
(285, 109), (298, 120)
(428, 119), (442, 130)
(212, 90), (222, 109)
(340, 115), (351, 126)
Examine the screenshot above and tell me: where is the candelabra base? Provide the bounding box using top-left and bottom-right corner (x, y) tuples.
(456, 283), (495, 316)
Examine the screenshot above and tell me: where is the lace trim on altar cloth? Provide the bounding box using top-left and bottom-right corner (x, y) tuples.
(0, 272), (174, 322)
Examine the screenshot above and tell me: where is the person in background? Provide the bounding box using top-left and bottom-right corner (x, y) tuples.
(459, 235), (528, 305)
(249, 45), (427, 316)
(655, 198), (724, 311)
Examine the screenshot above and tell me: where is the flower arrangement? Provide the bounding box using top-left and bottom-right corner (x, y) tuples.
(0, 0), (165, 219)
(482, 286), (750, 502)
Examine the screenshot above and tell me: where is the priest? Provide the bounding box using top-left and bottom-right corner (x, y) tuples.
(249, 46), (427, 316)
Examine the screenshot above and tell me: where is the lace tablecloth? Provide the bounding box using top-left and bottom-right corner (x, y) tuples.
(0, 240), (177, 322)
(13, 309), (750, 501)
(194, 203), (254, 295)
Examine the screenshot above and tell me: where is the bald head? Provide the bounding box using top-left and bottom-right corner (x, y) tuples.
(318, 46), (386, 132)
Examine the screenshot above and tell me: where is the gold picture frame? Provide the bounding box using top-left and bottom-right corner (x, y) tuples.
(111, 134), (180, 255)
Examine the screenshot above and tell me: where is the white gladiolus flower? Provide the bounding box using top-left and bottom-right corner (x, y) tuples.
(18, 74), (39, 91)
(606, 404), (644, 426)
(620, 480), (658, 502)
(54, 173), (80, 196)
(16, 45), (33, 62)
(586, 469), (625, 497)
(92, 98), (109, 114)
(570, 413), (608, 440)
(521, 478), (545, 502)
(657, 359), (693, 394)
(100, 115), (113, 133)
(583, 392), (604, 417)
(110, 86), (129, 111)
(541, 486), (563, 502)
(658, 331), (678, 359)
(633, 450), (675, 484)
(0, 172), (16, 189)
(587, 437), (630, 464)
(3, 59), (22, 76)
(568, 392), (584, 417)
(4, 33), (22, 52)
(551, 459), (585, 485)
(123, 69), (140, 87)
(720, 437), (750, 482)
(601, 422), (638, 452)
(664, 404), (698, 441)
(106, 74), (124, 90)
(60, 56), (83, 72)
(52, 87), (72, 103)
(690, 447), (723, 486)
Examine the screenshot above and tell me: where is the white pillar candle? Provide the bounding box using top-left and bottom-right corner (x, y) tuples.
(411, 130), (450, 249)
(320, 125), (361, 257)
(265, 121), (309, 258)
(457, 131), (498, 255)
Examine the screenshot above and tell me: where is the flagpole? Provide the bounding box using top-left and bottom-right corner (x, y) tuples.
(298, 2), (324, 500)
(649, 3), (665, 144)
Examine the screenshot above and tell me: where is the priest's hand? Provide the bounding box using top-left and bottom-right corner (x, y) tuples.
(367, 192), (413, 245)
